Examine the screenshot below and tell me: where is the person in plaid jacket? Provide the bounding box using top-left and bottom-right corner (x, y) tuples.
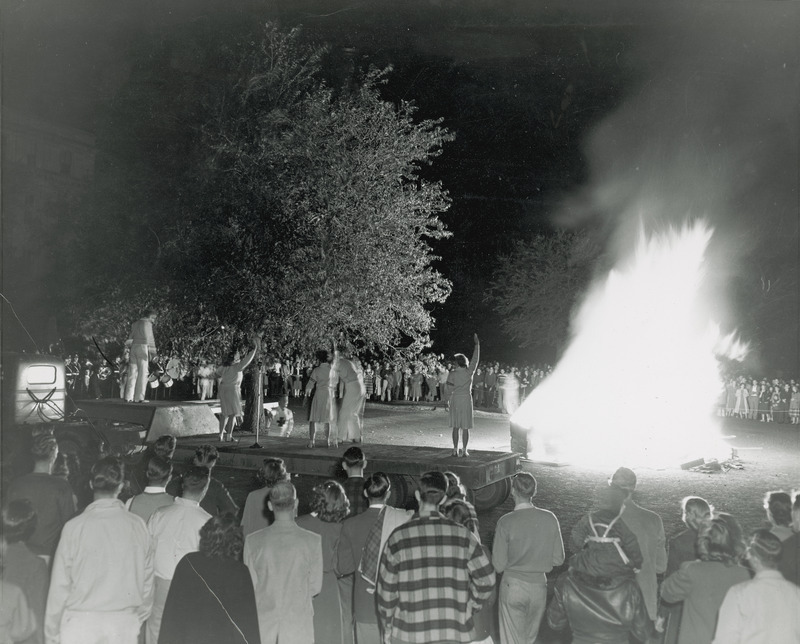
(376, 471), (496, 644)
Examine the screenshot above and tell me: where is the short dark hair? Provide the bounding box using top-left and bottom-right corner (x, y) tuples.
(364, 473), (391, 500)
(90, 456), (125, 492)
(747, 529), (783, 567)
(256, 458), (290, 488)
(315, 349), (329, 364)
(143, 308), (156, 318)
(764, 491), (792, 527)
(342, 446), (365, 469)
(199, 515), (243, 560)
(146, 455), (172, 484)
(193, 445), (219, 468)
(2, 499), (37, 543)
(417, 471), (448, 506)
(310, 480), (350, 523)
(697, 513), (745, 564)
(269, 480), (297, 511)
(681, 496), (712, 530)
(454, 353), (468, 369)
(182, 466), (211, 495)
(512, 472), (537, 499)
(31, 434), (58, 461)
(153, 435), (177, 460)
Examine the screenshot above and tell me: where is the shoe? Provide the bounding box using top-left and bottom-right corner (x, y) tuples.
(452, 449), (459, 457)
(124, 399), (134, 403)
(307, 441), (315, 449)
(461, 449), (470, 457)
(136, 400), (149, 403)
(457, 448), (463, 457)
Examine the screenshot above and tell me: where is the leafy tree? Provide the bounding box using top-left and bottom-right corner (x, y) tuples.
(486, 229), (600, 359)
(66, 23), (454, 431)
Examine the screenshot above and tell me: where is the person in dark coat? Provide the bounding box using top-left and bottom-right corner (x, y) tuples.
(158, 515), (260, 644)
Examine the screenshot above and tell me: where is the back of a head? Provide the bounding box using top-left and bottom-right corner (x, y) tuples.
(31, 433), (58, 463)
(199, 514), (243, 560)
(512, 472), (537, 499)
(454, 353), (468, 369)
(444, 471), (466, 500)
(342, 446), (365, 469)
(311, 480), (350, 523)
(593, 483), (626, 515)
(2, 499), (37, 544)
(764, 490), (792, 527)
(315, 349), (329, 364)
(747, 529), (783, 569)
(153, 435), (177, 460)
(258, 458), (290, 487)
(682, 496), (712, 530)
(443, 499), (479, 536)
(91, 456), (125, 493)
(609, 467), (637, 494)
(193, 444), (219, 468)
(418, 471), (448, 506)
(182, 466), (211, 496)
(146, 455), (173, 485)
(364, 473), (391, 501)
(698, 512), (744, 564)
(269, 480), (297, 512)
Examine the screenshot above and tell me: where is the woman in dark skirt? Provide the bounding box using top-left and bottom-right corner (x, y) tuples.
(158, 515), (260, 644)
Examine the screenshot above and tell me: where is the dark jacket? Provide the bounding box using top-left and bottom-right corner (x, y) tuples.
(547, 570), (652, 644)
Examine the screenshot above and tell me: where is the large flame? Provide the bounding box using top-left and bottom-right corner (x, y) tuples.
(511, 220), (745, 468)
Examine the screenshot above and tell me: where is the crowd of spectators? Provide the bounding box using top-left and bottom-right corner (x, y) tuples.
(3, 431), (800, 644)
(718, 375), (800, 424)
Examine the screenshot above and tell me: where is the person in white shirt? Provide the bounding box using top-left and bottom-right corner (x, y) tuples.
(125, 309), (157, 403)
(145, 466), (212, 644)
(269, 395), (295, 437)
(125, 455), (174, 523)
(45, 456), (154, 644)
(244, 480), (323, 644)
(713, 529), (800, 644)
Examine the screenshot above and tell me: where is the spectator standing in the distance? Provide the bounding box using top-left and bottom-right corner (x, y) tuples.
(377, 470), (495, 644)
(45, 456), (154, 644)
(712, 530), (800, 644)
(610, 467), (667, 622)
(492, 472), (565, 644)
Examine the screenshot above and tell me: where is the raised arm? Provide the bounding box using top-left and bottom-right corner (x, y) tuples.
(235, 336), (261, 372)
(470, 334), (480, 375)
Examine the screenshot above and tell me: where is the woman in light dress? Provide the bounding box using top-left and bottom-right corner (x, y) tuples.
(306, 349), (338, 448)
(334, 345), (366, 444)
(215, 336), (260, 442)
(446, 334), (480, 457)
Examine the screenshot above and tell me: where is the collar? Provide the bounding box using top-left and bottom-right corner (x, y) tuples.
(369, 503), (385, 508)
(754, 569), (786, 580)
(88, 498), (125, 510)
(514, 501), (535, 510)
(143, 486), (167, 494)
(174, 497), (200, 508)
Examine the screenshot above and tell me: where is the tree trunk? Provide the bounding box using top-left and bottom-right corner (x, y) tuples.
(242, 363), (266, 434)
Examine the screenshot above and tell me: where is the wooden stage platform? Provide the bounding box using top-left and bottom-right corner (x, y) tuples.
(174, 433), (519, 510)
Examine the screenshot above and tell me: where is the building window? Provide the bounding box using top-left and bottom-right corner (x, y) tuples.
(60, 149), (72, 175)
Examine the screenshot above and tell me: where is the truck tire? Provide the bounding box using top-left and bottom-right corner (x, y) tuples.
(469, 477), (512, 510)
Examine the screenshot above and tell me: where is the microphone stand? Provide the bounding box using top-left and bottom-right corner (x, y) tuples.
(250, 360), (264, 449)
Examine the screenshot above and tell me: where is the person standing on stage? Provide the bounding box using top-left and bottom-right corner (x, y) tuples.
(334, 343), (366, 444)
(125, 309), (157, 403)
(447, 334), (480, 457)
(215, 335), (260, 442)
(306, 348), (338, 448)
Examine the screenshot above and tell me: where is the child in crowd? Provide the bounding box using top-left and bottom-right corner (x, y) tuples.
(569, 483), (643, 579)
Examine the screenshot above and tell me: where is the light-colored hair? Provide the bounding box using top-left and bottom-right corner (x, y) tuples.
(681, 496), (712, 530)
(311, 480), (350, 523)
(697, 513), (744, 564)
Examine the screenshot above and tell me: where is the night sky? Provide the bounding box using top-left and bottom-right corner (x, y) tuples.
(3, 0), (798, 372)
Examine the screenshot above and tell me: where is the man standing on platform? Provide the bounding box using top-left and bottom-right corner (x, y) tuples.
(125, 309), (157, 403)
(492, 472), (565, 644)
(610, 467), (667, 624)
